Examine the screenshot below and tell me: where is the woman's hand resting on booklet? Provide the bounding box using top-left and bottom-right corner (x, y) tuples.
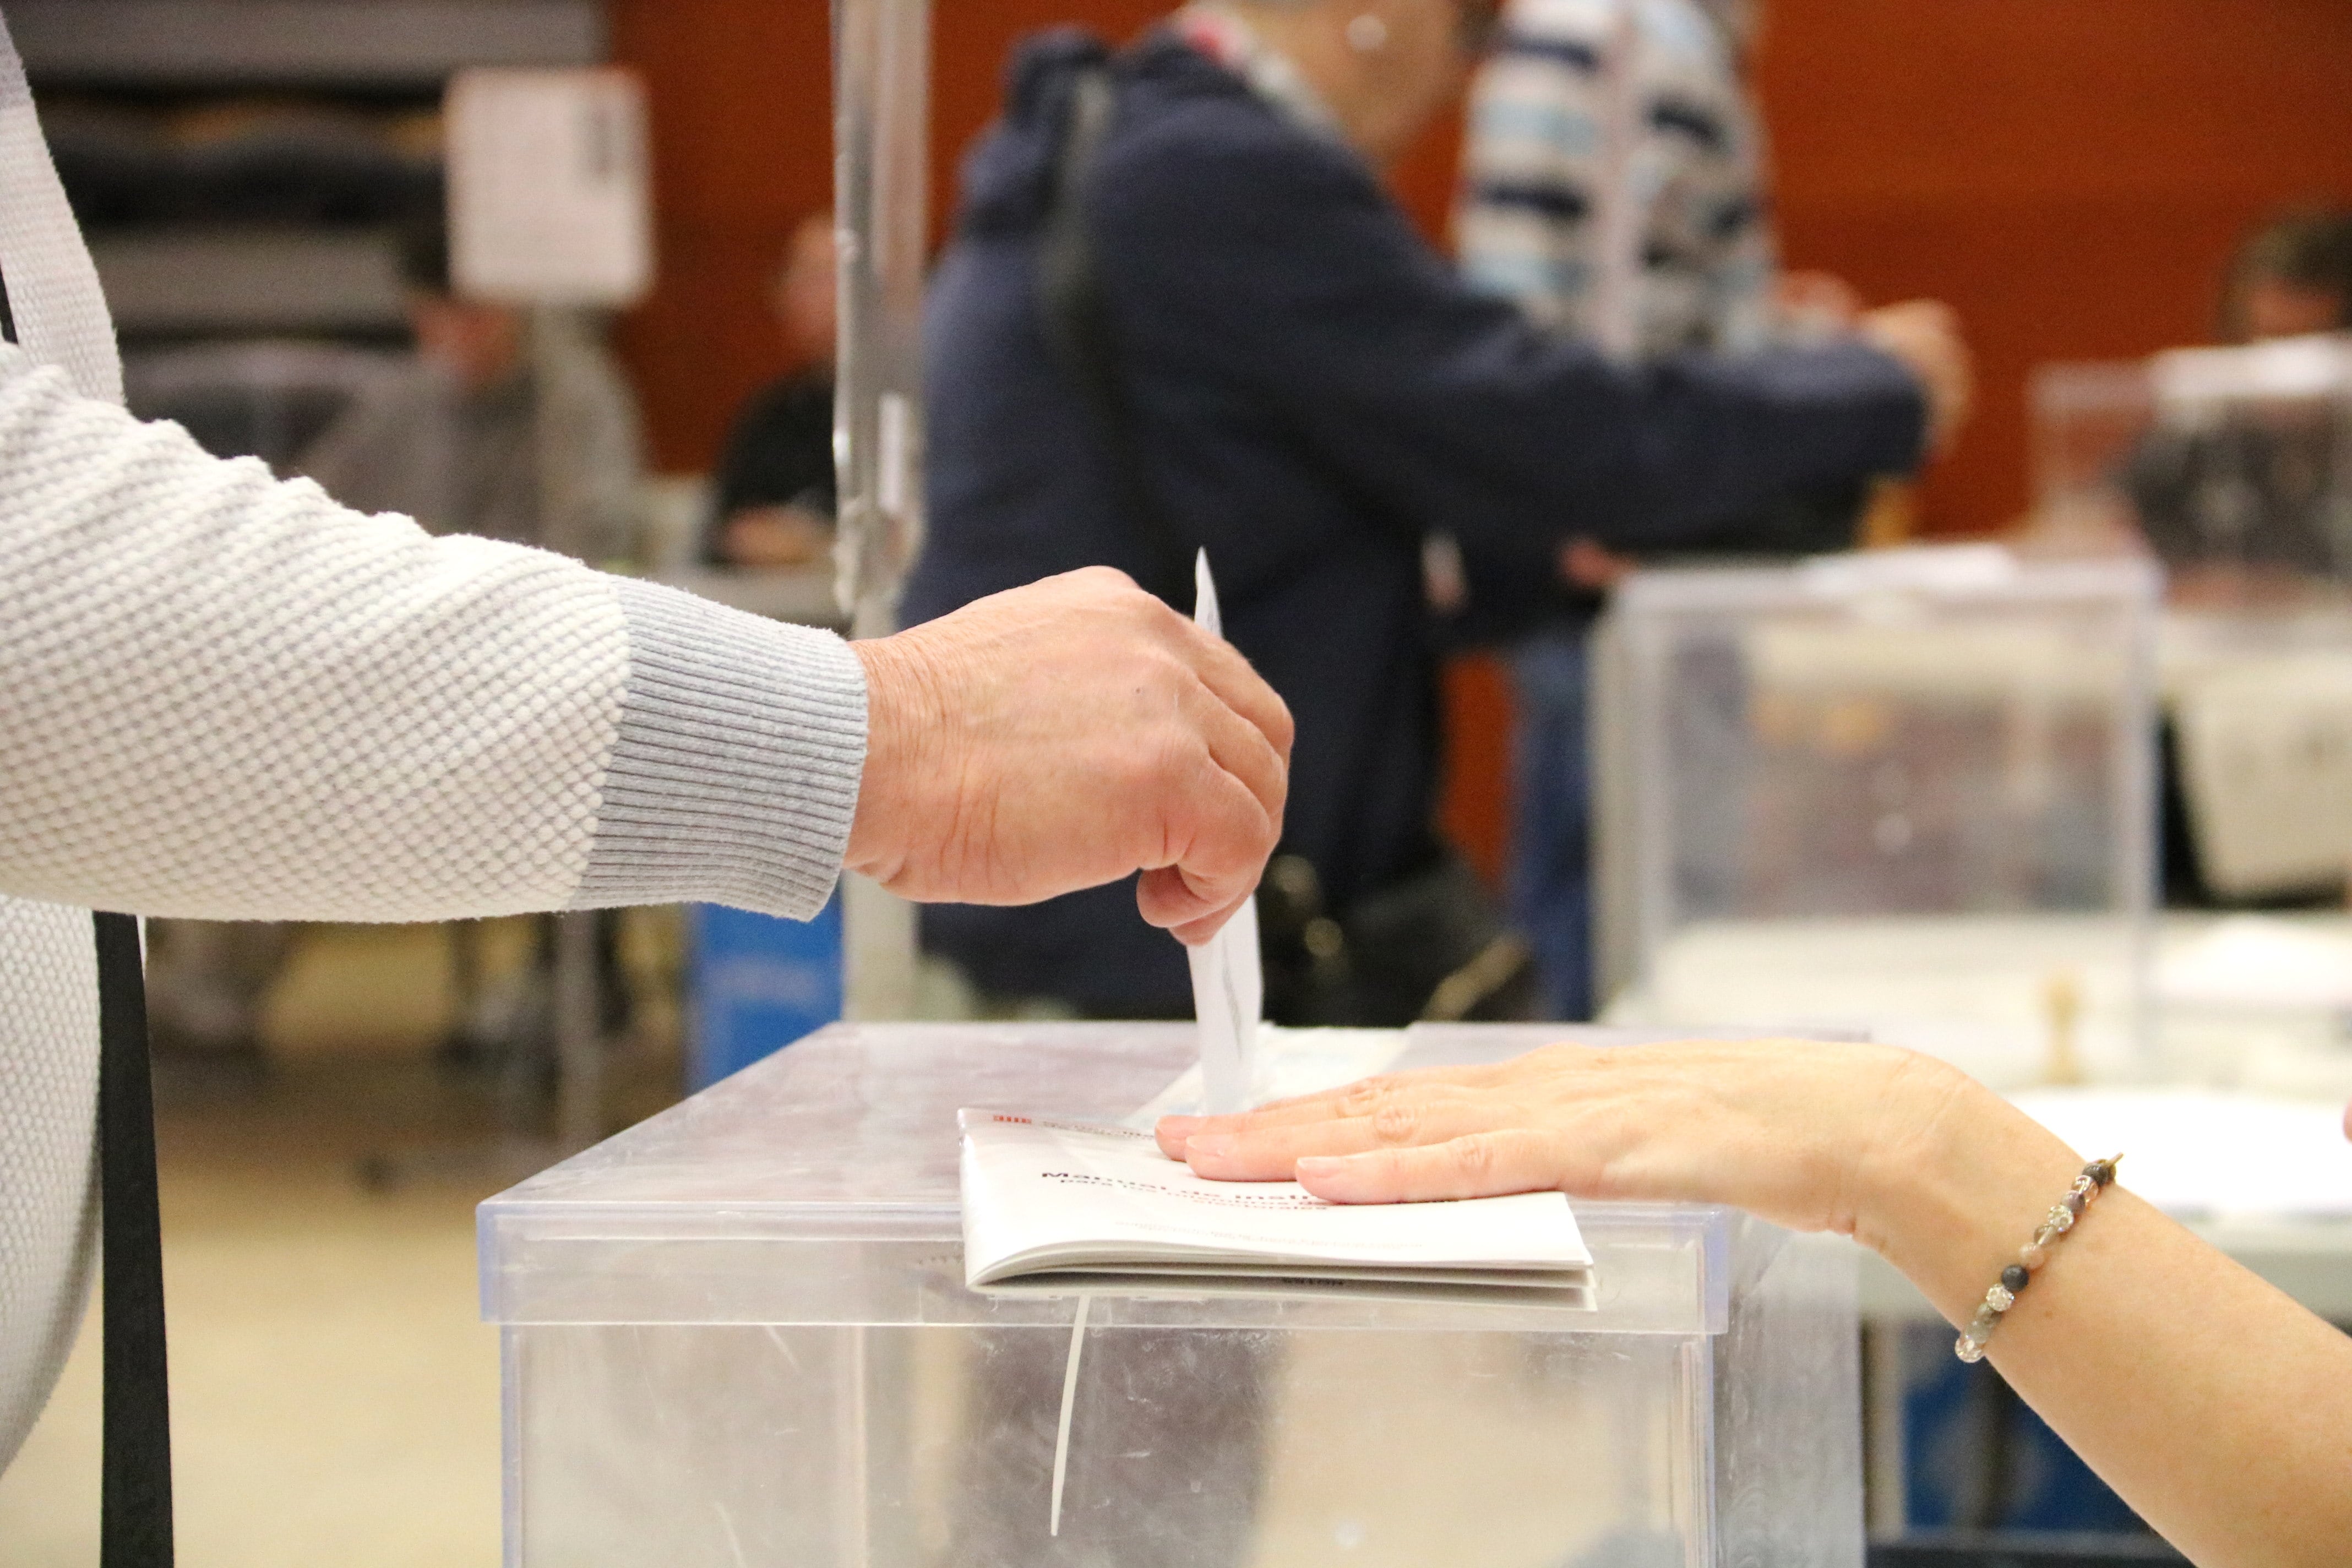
(1159, 1038), (2352, 1568)
(1161, 1037), (1995, 1241)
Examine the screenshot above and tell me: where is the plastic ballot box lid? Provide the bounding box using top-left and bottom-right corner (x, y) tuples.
(477, 1021), (1763, 1337)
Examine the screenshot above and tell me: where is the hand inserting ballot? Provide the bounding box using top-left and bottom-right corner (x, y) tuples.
(846, 567), (1293, 944)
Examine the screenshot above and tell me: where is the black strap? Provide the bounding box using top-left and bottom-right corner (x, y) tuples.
(1032, 67), (1402, 895)
(1035, 66), (1195, 609)
(94, 911), (174, 1568)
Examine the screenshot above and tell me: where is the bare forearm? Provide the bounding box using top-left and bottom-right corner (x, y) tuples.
(1868, 1081), (2352, 1568)
(1170, 1037), (2352, 1563)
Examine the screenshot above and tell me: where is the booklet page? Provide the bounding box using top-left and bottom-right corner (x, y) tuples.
(961, 1109), (1591, 1289)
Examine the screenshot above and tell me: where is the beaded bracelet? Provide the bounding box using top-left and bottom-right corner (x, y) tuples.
(1954, 1155), (2121, 1363)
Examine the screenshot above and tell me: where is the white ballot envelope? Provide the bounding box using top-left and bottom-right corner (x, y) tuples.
(1189, 551), (1262, 1115)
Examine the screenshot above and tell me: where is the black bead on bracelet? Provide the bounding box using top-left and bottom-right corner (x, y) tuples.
(1955, 1155), (2120, 1363)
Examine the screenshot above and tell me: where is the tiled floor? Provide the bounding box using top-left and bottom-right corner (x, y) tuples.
(0, 921), (680, 1568)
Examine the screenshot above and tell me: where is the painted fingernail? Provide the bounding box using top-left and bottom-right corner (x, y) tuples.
(1186, 1134), (1236, 1157)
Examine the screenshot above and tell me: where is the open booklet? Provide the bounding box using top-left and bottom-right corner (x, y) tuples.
(960, 1109), (1592, 1299)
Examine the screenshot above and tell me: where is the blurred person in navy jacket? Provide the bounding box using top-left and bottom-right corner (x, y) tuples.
(906, 0), (1966, 1022)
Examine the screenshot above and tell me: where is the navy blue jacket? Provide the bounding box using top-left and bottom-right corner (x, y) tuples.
(904, 29), (1925, 1015)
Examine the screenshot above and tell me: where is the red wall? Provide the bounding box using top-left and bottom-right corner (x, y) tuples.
(608, 1), (833, 475)
(1755, 0), (2352, 539)
(612, 1), (2352, 883)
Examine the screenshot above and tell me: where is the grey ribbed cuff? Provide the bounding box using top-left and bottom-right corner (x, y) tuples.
(576, 578), (866, 919)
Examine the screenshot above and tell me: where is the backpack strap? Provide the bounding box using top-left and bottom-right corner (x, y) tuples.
(94, 912), (172, 1568)
(1033, 65), (1195, 609)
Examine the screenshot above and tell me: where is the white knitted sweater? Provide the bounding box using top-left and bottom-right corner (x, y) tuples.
(0, 351), (868, 1463)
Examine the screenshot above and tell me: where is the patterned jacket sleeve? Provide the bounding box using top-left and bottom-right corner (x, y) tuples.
(1456, 12), (1610, 332)
(0, 346), (864, 923)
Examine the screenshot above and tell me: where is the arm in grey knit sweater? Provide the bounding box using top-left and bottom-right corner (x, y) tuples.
(0, 345), (860, 923)
(0, 349), (1294, 935)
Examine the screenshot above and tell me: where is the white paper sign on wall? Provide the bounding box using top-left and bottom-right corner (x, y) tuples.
(446, 67), (652, 307)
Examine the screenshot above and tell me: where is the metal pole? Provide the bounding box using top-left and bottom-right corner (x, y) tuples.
(534, 305), (606, 1151)
(833, 0), (932, 1021)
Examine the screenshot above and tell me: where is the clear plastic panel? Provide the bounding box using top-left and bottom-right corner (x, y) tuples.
(831, 0), (929, 634)
(481, 1023), (1734, 1337)
(2027, 336), (2352, 604)
(831, 0), (930, 1017)
(507, 1322), (1732, 1568)
(486, 1023), (1861, 1567)
(2027, 358), (2159, 557)
(1596, 551), (2161, 1086)
(2027, 342), (2352, 902)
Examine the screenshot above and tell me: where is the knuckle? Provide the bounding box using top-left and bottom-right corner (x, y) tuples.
(1147, 727), (1207, 792)
(1126, 584), (1186, 631)
(1121, 645), (1190, 707)
(1370, 1101), (1422, 1145)
(1130, 748), (1189, 803)
(1447, 1134), (1499, 1182)
(1151, 645), (1198, 693)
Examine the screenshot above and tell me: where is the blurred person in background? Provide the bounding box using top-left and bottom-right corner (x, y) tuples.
(705, 210), (841, 568)
(1456, 0), (1969, 1020)
(2220, 207), (2352, 343)
(144, 213), (646, 1064)
(298, 214), (643, 563)
(907, 0), (1966, 1026)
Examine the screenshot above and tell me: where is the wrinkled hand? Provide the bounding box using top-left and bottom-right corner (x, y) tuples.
(1861, 300), (1973, 456)
(847, 568), (1293, 944)
(1159, 1037), (2018, 1245)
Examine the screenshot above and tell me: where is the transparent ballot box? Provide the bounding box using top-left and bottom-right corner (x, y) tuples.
(480, 1022), (1862, 1567)
(1593, 549), (2161, 1086)
(2028, 338), (2352, 901)
(2028, 335), (2352, 596)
